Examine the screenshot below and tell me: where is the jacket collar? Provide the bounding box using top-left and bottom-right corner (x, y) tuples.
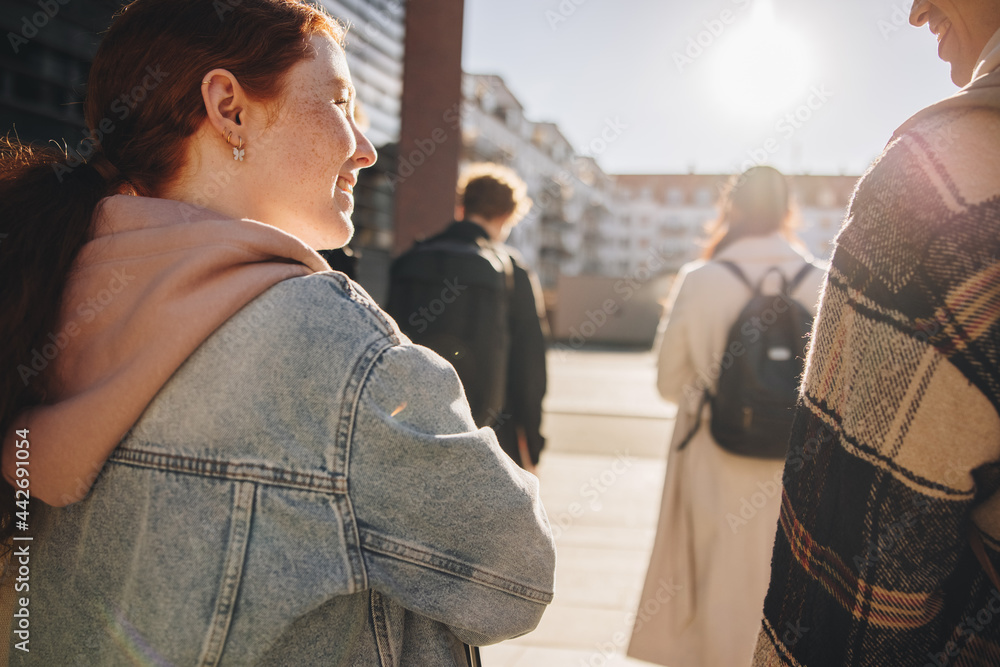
(714, 232), (814, 265)
(438, 220), (492, 244)
(973, 26), (1000, 82)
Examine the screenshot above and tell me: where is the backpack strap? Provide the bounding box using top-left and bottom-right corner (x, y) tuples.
(717, 261), (753, 291)
(675, 391), (709, 452)
(489, 241), (516, 294)
(787, 262), (817, 295)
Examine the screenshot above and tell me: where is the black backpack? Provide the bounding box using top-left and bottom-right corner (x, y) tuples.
(677, 261), (817, 459)
(386, 236), (514, 429)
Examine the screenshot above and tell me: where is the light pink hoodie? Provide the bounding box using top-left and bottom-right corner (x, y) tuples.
(4, 195), (331, 505)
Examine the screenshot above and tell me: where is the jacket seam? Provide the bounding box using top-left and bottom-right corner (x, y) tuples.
(336, 334), (397, 596)
(370, 590), (395, 666)
(107, 448), (347, 494)
(325, 274), (403, 343)
(360, 529), (554, 604)
(197, 481), (255, 667)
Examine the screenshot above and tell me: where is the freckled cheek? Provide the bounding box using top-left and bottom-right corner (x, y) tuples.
(267, 136), (336, 191)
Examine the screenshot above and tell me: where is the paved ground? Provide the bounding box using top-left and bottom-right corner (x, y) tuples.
(481, 348), (676, 667)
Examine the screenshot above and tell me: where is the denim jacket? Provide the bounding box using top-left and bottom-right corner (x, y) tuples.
(14, 272), (556, 666)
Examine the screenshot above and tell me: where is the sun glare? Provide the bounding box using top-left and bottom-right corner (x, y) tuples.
(708, 5), (812, 119)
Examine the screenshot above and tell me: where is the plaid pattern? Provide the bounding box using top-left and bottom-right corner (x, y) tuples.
(754, 99), (1000, 665)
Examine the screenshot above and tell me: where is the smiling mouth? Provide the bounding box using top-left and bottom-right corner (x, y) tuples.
(336, 176), (354, 195)
(934, 20), (952, 46)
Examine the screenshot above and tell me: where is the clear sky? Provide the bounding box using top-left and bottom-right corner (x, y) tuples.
(462, 0), (960, 176)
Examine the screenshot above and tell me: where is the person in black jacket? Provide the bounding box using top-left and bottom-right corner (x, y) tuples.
(387, 163), (548, 471)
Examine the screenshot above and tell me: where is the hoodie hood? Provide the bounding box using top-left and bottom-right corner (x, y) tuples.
(12, 195), (331, 503)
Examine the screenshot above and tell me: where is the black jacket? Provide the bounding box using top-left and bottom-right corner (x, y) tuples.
(387, 221), (548, 467)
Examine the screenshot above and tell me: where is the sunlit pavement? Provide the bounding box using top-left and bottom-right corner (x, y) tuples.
(482, 348), (675, 666)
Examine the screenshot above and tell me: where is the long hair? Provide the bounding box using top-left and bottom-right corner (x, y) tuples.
(0, 0), (343, 552)
(702, 166), (798, 260)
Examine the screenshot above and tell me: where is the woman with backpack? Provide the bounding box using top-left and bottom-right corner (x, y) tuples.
(0, 1), (554, 664)
(628, 166), (826, 667)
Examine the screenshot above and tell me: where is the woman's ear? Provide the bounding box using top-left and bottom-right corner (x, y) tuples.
(200, 69), (247, 141)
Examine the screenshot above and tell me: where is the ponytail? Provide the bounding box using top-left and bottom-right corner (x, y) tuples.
(0, 139), (119, 550)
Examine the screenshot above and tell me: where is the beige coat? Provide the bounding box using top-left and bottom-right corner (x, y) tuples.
(628, 233), (826, 667)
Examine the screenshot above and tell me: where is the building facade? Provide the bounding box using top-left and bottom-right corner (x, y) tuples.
(1, 0), (123, 144)
(613, 173), (859, 276)
(459, 73), (858, 293)
(459, 73), (618, 289)
(319, 0), (407, 302)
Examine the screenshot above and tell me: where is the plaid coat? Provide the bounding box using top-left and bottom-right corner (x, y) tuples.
(754, 72), (1000, 666)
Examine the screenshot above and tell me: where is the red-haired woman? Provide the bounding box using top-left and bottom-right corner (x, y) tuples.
(0, 1), (554, 663)
(629, 167), (826, 667)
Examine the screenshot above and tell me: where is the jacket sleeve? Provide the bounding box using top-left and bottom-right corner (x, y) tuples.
(503, 262), (548, 465)
(655, 264), (699, 406)
(347, 339), (556, 646)
(755, 110), (1000, 665)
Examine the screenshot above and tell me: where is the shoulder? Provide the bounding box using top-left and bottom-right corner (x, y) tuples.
(835, 107), (1000, 292)
(882, 106), (1000, 208)
(243, 271), (404, 349)
(503, 246), (538, 280)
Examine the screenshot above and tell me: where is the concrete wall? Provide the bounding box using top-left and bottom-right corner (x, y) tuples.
(552, 273), (674, 348)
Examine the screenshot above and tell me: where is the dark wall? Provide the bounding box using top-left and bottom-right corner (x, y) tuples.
(0, 0), (124, 144)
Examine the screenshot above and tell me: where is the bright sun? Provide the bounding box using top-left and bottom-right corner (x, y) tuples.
(709, 7), (812, 119)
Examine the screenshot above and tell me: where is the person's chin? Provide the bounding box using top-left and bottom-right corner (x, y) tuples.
(327, 215), (354, 249)
(339, 219), (355, 246)
(950, 65), (973, 86)
(947, 54), (976, 87)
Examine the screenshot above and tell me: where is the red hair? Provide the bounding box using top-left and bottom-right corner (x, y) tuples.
(0, 0), (343, 552)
